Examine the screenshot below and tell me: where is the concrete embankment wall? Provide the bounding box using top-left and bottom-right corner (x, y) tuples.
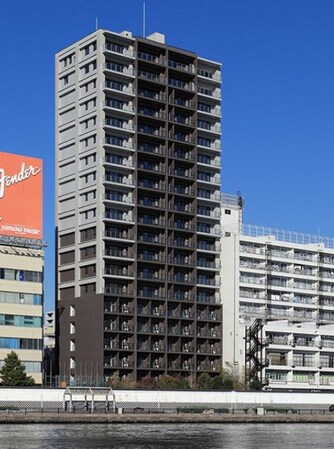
(0, 389), (334, 407)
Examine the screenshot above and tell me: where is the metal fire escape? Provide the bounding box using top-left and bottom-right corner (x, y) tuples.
(245, 318), (267, 390)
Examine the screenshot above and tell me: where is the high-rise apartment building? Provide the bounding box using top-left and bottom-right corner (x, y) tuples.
(221, 193), (334, 391)
(0, 152), (44, 384)
(56, 30), (222, 384)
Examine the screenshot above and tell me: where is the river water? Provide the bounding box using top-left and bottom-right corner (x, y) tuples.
(0, 423), (332, 449)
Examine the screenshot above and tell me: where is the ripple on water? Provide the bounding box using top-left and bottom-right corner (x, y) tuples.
(0, 423), (333, 449)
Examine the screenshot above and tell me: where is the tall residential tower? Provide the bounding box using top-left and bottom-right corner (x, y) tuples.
(56, 30), (222, 384)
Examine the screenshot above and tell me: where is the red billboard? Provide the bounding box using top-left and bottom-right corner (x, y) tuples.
(0, 152), (43, 239)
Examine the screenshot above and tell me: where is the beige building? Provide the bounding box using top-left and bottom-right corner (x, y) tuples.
(0, 240), (44, 384)
(221, 193), (334, 391)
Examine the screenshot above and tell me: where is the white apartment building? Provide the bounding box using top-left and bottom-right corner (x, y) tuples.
(0, 240), (44, 384)
(221, 193), (334, 391)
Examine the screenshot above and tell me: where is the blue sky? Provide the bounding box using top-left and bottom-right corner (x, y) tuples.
(1, 0), (334, 310)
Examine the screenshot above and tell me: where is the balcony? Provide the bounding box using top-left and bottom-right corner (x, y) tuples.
(197, 225), (220, 236)
(138, 51), (164, 65)
(138, 162), (166, 174)
(169, 115), (195, 127)
(137, 272), (166, 281)
(105, 43), (134, 58)
(138, 125), (166, 138)
(104, 267), (134, 277)
(170, 238), (195, 249)
(138, 233), (165, 245)
(138, 89), (166, 102)
(168, 78), (195, 91)
(105, 118), (134, 132)
(104, 229), (133, 240)
(168, 185), (195, 196)
(197, 190), (221, 202)
(104, 286), (133, 296)
(138, 107), (166, 120)
(197, 138), (220, 151)
(169, 255), (195, 266)
(169, 96), (196, 109)
(105, 62), (134, 77)
(105, 136), (134, 150)
(138, 70), (166, 84)
(169, 202), (194, 214)
(170, 133), (195, 145)
(197, 277), (219, 287)
(104, 173), (134, 186)
(168, 60), (195, 73)
(169, 149), (195, 161)
(170, 167), (195, 179)
(138, 197), (166, 209)
(104, 210), (133, 223)
(198, 103), (221, 116)
(170, 292), (194, 302)
(198, 68), (221, 82)
(105, 81), (134, 95)
(138, 253), (166, 263)
(104, 155), (134, 168)
(198, 87), (221, 99)
(105, 193), (133, 204)
(137, 307), (165, 317)
(104, 99), (134, 113)
(197, 155), (220, 167)
(138, 143), (166, 155)
(137, 289), (166, 299)
(197, 241), (220, 252)
(169, 274), (194, 284)
(138, 216), (166, 227)
(198, 173), (221, 185)
(138, 179), (166, 191)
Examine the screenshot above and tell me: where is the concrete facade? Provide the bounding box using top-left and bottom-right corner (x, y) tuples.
(221, 193), (334, 391)
(55, 29), (222, 383)
(0, 242), (44, 384)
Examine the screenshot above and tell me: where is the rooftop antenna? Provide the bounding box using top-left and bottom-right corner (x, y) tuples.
(95, 17), (98, 31)
(143, 0), (146, 37)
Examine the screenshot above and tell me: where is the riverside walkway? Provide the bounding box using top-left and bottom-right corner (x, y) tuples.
(1, 412), (334, 424)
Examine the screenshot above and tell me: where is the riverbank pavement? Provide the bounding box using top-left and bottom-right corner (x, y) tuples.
(2, 413), (334, 424)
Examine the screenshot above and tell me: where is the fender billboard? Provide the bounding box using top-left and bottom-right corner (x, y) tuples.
(0, 152), (43, 239)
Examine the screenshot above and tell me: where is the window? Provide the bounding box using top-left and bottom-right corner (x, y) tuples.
(0, 291), (42, 305)
(82, 41), (97, 56)
(198, 69), (213, 79)
(198, 102), (211, 113)
(61, 53), (75, 67)
(198, 137), (211, 147)
(225, 209), (231, 215)
(83, 209), (96, 219)
(0, 314), (42, 327)
(0, 268), (42, 283)
(70, 305), (75, 317)
(83, 60), (97, 75)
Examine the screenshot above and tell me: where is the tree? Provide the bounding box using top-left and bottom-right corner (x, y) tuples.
(0, 351), (35, 386)
(156, 374), (190, 390)
(136, 376), (157, 389)
(196, 373), (214, 390)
